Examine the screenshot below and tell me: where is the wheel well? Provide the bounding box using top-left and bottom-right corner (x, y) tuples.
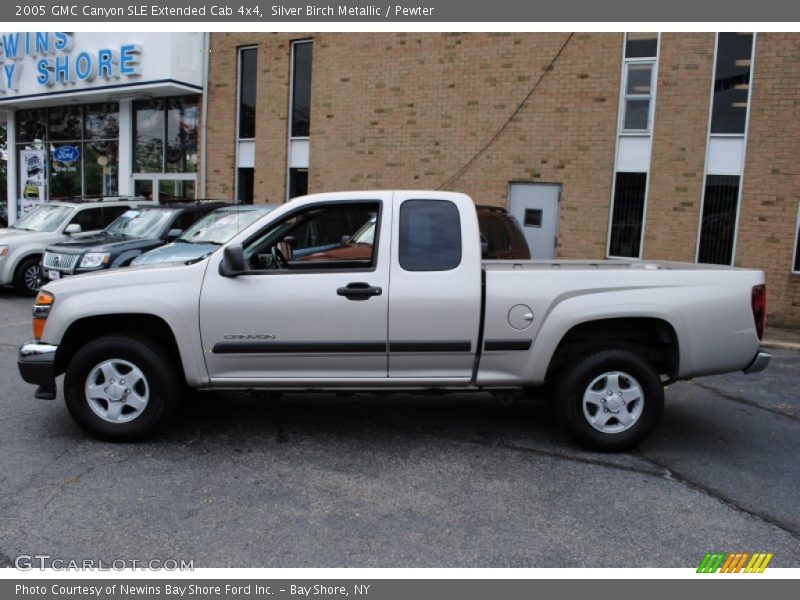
(14, 253), (42, 273)
(546, 318), (679, 381)
(55, 314), (184, 378)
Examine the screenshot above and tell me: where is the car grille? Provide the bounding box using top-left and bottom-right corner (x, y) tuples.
(43, 251), (80, 271)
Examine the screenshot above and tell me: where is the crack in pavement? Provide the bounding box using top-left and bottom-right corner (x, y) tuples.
(690, 381), (800, 423)
(633, 451), (800, 540)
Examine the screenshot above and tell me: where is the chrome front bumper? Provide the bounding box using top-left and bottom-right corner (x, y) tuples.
(18, 341), (58, 398)
(743, 350), (771, 374)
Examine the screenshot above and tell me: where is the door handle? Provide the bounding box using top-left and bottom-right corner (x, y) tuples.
(337, 282), (383, 301)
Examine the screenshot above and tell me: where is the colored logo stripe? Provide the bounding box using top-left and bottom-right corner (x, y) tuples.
(697, 552), (773, 573)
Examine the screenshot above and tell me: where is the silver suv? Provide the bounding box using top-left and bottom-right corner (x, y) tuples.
(0, 198), (145, 296)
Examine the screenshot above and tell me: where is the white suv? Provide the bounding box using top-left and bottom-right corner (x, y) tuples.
(0, 199), (145, 296)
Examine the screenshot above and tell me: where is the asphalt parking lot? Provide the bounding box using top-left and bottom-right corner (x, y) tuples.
(0, 289), (798, 568)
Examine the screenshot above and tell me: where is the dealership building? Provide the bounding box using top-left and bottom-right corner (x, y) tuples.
(2, 32), (799, 328)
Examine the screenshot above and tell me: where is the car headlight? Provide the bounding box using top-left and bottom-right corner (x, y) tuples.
(79, 253), (110, 268)
(0, 245), (8, 257)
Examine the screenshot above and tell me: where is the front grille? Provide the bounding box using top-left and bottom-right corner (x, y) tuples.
(43, 251), (80, 271)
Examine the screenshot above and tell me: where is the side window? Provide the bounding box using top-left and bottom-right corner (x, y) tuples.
(399, 200), (462, 271)
(244, 202), (379, 270)
(102, 206), (130, 226)
(70, 207), (105, 231)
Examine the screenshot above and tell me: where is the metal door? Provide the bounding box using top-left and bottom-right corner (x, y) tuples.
(508, 183), (560, 259)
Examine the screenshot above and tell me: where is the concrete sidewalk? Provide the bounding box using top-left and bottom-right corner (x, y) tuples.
(763, 326), (800, 350)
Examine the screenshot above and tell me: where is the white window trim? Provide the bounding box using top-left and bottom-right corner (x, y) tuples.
(695, 33), (757, 265)
(286, 39), (312, 201)
(619, 59), (657, 135)
(235, 45), (258, 204)
(606, 32), (660, 260)
(792, 201), (800, 275)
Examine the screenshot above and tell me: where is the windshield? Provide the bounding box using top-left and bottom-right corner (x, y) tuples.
(350, 216), (376, 244)
(105, 208), (175, 238)
(179, 208), (270, 244)
(12, 205), (73, 232)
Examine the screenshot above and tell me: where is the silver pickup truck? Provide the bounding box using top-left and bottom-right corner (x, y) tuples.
(17, 191), (770, 450)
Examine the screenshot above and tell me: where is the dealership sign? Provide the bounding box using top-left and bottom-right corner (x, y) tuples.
(52, 145), (80, 163)
(0, 32), (142, 94)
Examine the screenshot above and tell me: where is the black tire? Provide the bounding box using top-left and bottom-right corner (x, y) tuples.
(13, 256), (42, 296)
(553, 348), (664, 452)
(64, 335), (182, 442)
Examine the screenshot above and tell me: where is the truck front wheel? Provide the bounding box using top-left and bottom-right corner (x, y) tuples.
(554, 348), (664, 452)
(64, 335), (181, 441)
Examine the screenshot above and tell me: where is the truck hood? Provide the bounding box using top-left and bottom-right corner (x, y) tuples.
(134, 241), (219, 266)
(48, 234), (162, 255)
(0, 228), (58, 244)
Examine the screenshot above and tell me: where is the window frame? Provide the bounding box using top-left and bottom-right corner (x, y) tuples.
(618, 33), (659, 135)
(695, 33), (757, 266)
(286, 39), (313, 202)
(238, 199), (383, 276)
(236, 45), (258, 142)
(608, 171), (649, 259)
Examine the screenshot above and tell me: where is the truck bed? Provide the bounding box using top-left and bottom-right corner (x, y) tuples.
(482, 259), (741, 272)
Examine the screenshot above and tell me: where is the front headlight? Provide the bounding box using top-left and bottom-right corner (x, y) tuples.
(0, 245), (9, 257)
(79, 253), (110, 268)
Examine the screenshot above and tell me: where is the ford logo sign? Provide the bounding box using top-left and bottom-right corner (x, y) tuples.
(52, 146), (80, 163)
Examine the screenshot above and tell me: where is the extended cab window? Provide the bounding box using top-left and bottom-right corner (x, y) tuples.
(244, 202), (379, 271)
(399, 199), (462, 271)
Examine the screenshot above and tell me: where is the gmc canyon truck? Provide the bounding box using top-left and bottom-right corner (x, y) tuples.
(18, 191), (771, 450)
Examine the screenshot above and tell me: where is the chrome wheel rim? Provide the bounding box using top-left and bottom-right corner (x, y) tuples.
(24, 265), (41, 292)
(85, 359), (150, 423)
(582, 371), (644, 434)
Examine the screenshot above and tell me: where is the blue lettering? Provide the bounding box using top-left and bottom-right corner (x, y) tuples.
(54, 55), (70, 83)
(24, 32), (31, 55)
(74, 52), (94, 81)
(2, 33), (20, 59)
(119, 44), (140, 75)
(3, 63), (18, 89)
(53, 32), (73, 52)
(35, 32), (49, 55)
(97, 48), (114, 78)
(36, 58), (51, 86)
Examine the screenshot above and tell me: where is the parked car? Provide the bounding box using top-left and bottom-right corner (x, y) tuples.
(40, 202), (229, 283)
(19, 191), (770, 451)
(0, 199), (144, 295)
(476, 205), (530, 259)
(131, 204), (279, 267)
(297, 204), (530, 262)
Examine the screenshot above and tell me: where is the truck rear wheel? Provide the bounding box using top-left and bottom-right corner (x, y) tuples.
(64, 335), (181, 441)
(553, 348), (663, 452)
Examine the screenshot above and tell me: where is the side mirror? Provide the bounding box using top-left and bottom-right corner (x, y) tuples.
(219, 243), (246, 277)
(167, 228), (183, 242)
(64, 224), (82, 235)
(340, 235), (351, 246)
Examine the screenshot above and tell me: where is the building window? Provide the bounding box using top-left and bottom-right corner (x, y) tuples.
(288, 168), (308, 199)
(710, 33), (755, 135)
(237, 168), (254, 204)
(15, 103), (119, 200)
(238, 46), (257, 139)
(290, 41), (313, 138)
(133, 96), (199, 174)
(697, 175), (740, 265)
(609, 172), (647, 258)
(621, 33), (657, 133)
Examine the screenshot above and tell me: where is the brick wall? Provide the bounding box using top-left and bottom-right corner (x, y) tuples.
(738, 33), (800, 327)
(644, 33), (715, 263)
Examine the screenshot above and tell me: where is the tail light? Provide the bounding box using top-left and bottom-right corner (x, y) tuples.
(751, 284), (766, 341)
